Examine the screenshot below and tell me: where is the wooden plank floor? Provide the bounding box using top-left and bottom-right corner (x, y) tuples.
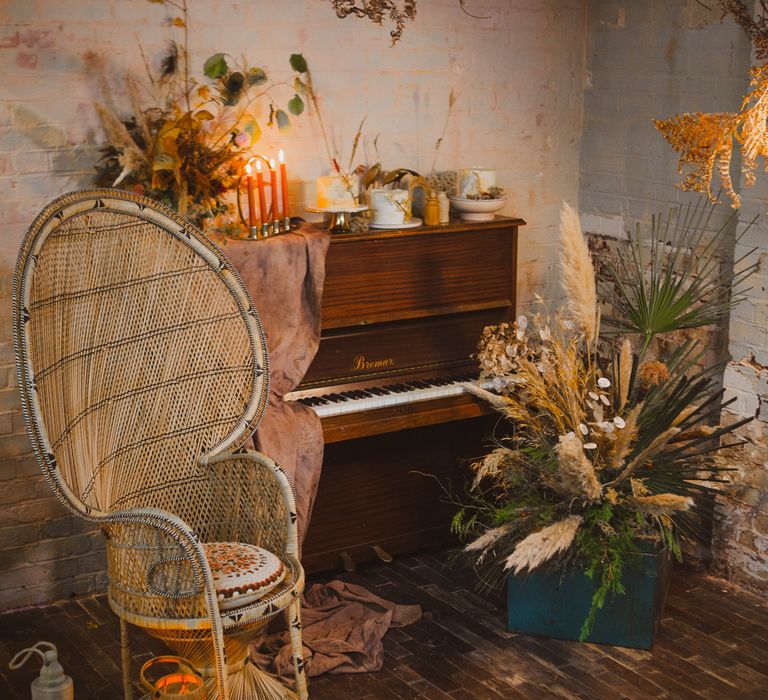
(1, 549), (766, 699)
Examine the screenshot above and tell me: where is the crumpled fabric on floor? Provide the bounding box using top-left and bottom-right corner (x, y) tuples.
(252, 580), (422, 678)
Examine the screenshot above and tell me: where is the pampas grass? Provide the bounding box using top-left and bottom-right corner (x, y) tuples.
(618, 338), (633, 411)
(465, 522), (516, 554)
(94, 102), (148, 186)
(559, 202), (597, 343)
(471, 447), (517, 489)
(630, 494), (692, 515)
(556, 433), (601, 501)
(606, 404), (640, 470)
(504, 515), (583, 573)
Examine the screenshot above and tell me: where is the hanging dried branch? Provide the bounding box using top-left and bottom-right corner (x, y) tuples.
(719, 0), (768, 62)
(655, 63), (768, 207)
(328, 0), (417, 45)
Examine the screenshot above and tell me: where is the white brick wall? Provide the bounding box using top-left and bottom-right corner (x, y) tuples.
(0, 0), (587, 610)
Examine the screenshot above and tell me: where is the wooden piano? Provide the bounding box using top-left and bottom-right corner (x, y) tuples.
(285, 216), (523, 572)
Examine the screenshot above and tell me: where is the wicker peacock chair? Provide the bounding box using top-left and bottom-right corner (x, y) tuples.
(13, 190), (308, 700)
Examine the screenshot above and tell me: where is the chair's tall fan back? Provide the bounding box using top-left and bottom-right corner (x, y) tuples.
(14, 191), (269, 516)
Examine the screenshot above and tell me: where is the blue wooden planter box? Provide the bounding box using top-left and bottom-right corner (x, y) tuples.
(506, 544), (671, 649)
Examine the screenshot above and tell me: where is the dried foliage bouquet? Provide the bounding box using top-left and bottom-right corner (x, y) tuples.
(458, 201), (756, 638)
(94, 0), (309, 229)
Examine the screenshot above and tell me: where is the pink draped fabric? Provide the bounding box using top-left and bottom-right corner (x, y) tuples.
(218, 224), (329, 543)
(218, 223), (421, 678)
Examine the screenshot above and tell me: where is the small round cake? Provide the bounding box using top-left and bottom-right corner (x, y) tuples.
(457, 168), (496, 198)
(316, 174), (359, 209)
(370, 188), (409, 225)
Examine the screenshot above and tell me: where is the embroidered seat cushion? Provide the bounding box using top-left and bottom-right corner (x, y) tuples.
(202, 542), (286, 611)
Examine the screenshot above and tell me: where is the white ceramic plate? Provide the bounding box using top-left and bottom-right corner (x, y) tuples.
(368, 218), (423, 230)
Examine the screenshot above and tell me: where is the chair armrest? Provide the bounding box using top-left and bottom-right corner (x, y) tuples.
(199, 450), (300, 557)
(103, 507), (211, 599)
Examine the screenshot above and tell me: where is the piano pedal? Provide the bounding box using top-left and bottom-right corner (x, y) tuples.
(372, 545), (394, 564)
(339, 551), (356, 573)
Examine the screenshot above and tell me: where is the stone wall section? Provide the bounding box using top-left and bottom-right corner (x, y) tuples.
(579, 0), (766, 592)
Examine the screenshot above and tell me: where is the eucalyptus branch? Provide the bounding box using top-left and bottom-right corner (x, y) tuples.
(302, 67), (338, 171)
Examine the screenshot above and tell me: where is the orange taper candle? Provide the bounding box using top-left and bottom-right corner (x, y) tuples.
(255, 159), (267, 223)
(278, 149), (289, 219)
(245, 161), (256, 228)
(269, 157), (279, 221)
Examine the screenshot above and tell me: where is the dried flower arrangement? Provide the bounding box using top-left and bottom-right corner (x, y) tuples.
(94, 0), (308, 229)
(325, 0), (489, 44)
(655, 1), (768, 207)
(459, 200), (757, 639)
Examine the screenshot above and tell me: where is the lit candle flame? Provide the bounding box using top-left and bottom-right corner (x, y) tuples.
(269, 158), (276, 169)
(278, 149), (285, 163)
(255, 159), (263, 172)
(245, 161), (252, 176)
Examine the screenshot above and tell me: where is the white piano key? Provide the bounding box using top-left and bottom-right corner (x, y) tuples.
(285, 377), (493, 417)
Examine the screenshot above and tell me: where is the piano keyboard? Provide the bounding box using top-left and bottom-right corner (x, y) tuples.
(285, 375), (492, 418)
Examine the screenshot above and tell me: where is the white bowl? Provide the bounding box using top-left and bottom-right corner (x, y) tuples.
(449, 196), (505, 221)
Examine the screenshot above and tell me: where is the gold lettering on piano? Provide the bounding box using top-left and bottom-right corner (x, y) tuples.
(353, 354), (395, 371)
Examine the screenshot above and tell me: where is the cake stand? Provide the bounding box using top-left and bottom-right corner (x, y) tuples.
(306, 205), (368, 233)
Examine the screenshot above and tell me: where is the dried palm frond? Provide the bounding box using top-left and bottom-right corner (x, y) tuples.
(462, 381), (511, 412)
(504, 515), (583, 573)
(556, 433), (601, 502)
(559, 202), (597, 343)
(629, 493), (691, 516)
(614, 427), (680, 483)
(600, 199), (758, 350)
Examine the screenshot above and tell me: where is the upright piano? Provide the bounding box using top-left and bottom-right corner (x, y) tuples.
(285, 216), (523, 572)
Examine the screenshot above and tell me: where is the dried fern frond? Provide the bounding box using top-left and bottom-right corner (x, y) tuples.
(559, 202), (597, 342)
(329, 0), (417, 45)
(504, 515), (583, 573)
(655, 62), (768, 207)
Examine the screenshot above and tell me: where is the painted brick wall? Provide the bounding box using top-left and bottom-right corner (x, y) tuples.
(715, 117), (768, 591)
(0, 0), (587, 610)
(579, 0), (767, 591)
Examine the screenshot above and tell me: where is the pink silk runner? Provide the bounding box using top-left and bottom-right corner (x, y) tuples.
(217, 224), (422, 678)
(217, 224), (329, 543)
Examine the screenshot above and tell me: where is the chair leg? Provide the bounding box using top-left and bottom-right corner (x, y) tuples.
(119, 617), (134, 700)
(287, 599), (308, 700)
